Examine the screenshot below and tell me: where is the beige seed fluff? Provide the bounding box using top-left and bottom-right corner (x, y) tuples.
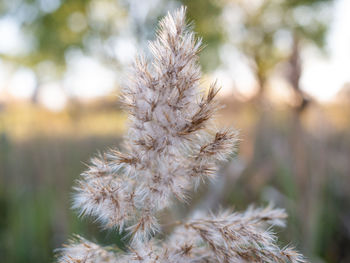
(57, 6), (306, 263)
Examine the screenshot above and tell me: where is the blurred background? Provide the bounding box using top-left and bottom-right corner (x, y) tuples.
(0, 0), (350, 262)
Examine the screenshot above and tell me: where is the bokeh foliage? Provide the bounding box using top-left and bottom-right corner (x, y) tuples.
(0, 0), (127, 85)
(1, 1), (349, 263)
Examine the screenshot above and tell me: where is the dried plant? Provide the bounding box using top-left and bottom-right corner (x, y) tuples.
(56, 7), (306, 263)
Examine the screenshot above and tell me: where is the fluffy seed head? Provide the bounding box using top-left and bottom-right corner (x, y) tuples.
(57, 6), (306, 263)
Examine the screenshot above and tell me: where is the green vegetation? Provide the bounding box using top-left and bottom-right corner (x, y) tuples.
(1, 0), (349, 262)
(1, 101), (350, 262)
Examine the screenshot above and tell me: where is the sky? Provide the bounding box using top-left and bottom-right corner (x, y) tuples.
(0, 0), (349, 111)
(301, 0), (350, 101)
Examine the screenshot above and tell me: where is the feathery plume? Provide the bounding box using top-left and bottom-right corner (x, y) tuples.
(56, 235), (118, 263)
(72, 6), (236, 240)
(56, 6), (306, 263)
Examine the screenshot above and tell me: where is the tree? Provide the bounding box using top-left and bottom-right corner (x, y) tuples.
(0, 0), (127, 102)
(225, 0), (331, 100)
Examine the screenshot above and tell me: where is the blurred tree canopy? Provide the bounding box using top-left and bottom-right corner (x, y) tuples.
(0, 0), (128, 101)
(179, 0), (332, 97)
(0, 0), (333, 102)
(0, 0), (128, 67)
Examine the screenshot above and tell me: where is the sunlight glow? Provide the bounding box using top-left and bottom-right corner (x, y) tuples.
(38, 82), (67, 111)
(8, 68), (36, 99)
(301, 0), (350, 101)
(63, 55), (116, 99)
(0, 17), (26, 55)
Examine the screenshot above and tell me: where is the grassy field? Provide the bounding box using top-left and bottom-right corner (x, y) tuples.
(1, 99), (350, 262)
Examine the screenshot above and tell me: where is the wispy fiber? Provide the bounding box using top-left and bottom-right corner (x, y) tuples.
(57, 6), (305, 263)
